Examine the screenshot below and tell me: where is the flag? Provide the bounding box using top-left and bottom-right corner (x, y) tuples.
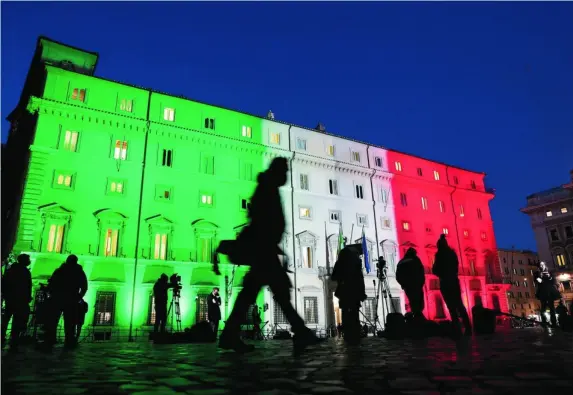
(361, 226), (370, 274)
(337, 222), (344, 257)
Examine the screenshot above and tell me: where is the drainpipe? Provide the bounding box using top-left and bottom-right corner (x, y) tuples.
(287, 126), (298, 314)
(127, 90), (152, 342)
(445, 166), (472, 317)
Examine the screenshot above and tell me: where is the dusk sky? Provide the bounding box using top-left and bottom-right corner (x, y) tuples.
(2, 2), (572, 252)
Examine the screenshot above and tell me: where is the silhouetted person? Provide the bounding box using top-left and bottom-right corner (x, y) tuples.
(76, 299), (88, 339)
(207, 287), (221, 338)
(396, 247), (426, 319)
(432, 235), (471, 336)
(43, 255), (88, 349)
(535, 261), (560, 328)
(1, 254), (32, 348)
(218, 158), (322, 353)
(331, 246), (367, 345)
(153, 274), (171, 334)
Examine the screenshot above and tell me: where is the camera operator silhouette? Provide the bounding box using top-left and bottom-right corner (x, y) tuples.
(432, 235), (472, 337)
(534, 261), (560, 328)
(207, 287), (222, 338)
(1, 253), (32, 349)
(153, 274), (174, 334)
(217, 157), (323, 353)
(396, 247), (426, 320)
(43, 254), (88, 350)
(331, 245), (367, 345)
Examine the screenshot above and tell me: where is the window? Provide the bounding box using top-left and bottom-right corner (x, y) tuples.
(561, 207), (569, 214)
(270, 132), (281, 145)
(107, 179), (125, 195)
(459, 205), (465, 217)
(463, 230), (470, 238)
(241, 126), (252, 138)
(71, 88), (86, 102)
(240, 198), (251, 211)
(523, 281), (528, 288)
(395, 161), (402, 171)
(433, 170), (440, 181)
(442, 227), (449, 235)
(453, 176), (459, 185)
(357, 214), (368, 227)
(546, 211), (553, 217)
(381, 217), (392, 229)
(400, 193), (408, 206)
(63, 130), (79, 152)
(240, 162), (254, 181)
(556, 254), (566, 267)
(525, 292), (530, 298)
(380, 188), (389, 204)
(468, 258), (476, 275)
(46, 224), (65, 253)
(102, 228), (119, 257)
(565, 226), (573, 239)
(351, 151), (360, 162)
(425, 224), (433, 234)
(327, 145), (335, 156)
(439, 200), (445, 213)
(374, 157), (383, 167)
(195, 294), (209, 322)
(153, 233), (168, 260)
(402, 221), (411, 231)
(303, 297), (318, 324)
(477, 208), (483, 219)
(513, 268), (517, 275)
(198, 238), (213, 263)
(504, 267), (509, 274)
(470, 180), (476, 190)
(147, 295), (156, 325)
(163, 108), (175, 122)
(480, 232), (487, 241)
(200, 154), (214, 175)
(155, 186), (173, 202)
(549, 229), (559, 241)
(417, 168), (423, 176)
(120, 99), (133, 112)
(204, 118), (215, 130)
(114, 140), (128, 160)
(328, 179), (338, 195)
(329, 210), (341, 223)
(274, 302), (288, 324)
(200, 194), (213, 206)
(296, 138), (307, 151)
(362, 298), (376, 323)
(302, 246), (313, 269)
(299, 207), (311, 219)
(54, 172), (73, 188)
(161, 149), (173, 167)
(355, 185), (364, 199)
(300, 174), (309, 191)
(94, 292), (116, 326)
(421, 197), (428, 210)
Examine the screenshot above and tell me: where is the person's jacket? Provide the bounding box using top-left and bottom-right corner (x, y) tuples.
(396, 253), (425, 289)
(207, 293), (221, 321)
(332, 248), (367, 308)
(433, 247), (459, 281)
(247, 171), (285, 247)
(49, 262), (88, 303)
(153, 280), (169, 304)
(1, 263), (32, 304)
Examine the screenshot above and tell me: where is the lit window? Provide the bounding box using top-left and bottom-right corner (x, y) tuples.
(556, 254), (566, 267)
(270, 132), (281, 144)
(114, 140), (128, 160)
(201, 194), (213, 206)
(120, 99), (133, 112)
(395, 161), (402, 171)
(382, 218), (392, 229)
(104, 229), (119, 257)
(154, 233), (168, 260)
(327, 145), (335, 156)
(71, 88), (86, 102)
(163, 108), (175, 121)
(109, 180), (124, 194)
(55, 173), (73, 188)
(46, 224), (65, 253)
(357, 214), (368, 227)
(481, 232), (487, 241)
(242, 126), (252, 138)
(561, 207), (568, 214)
(439, 200), (445, 213)
(421, 197), (428, 210)
(546, 211), (553, 217)
(374, 157), (383, 167)
(459, 205), (465, 217)
(442, 227), (449, 235)
(296, 138), (307, 151)
(463, 230), (470, 238)
(329, 179), (338, 195)
(300, 174), (309, 191)
(402, 221), (410, 231)
(299, 207), (311, 219)
(351, 151), (360, 162)
(63, 131), (79, 152)
(433, 170), (440, 181)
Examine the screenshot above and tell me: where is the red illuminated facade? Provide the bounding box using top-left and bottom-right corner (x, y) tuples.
(387, 151), (510, 320)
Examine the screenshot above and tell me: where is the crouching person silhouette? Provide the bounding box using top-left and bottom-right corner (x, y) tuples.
(217, 157), (323, 353)
(331, 245), (367, 345)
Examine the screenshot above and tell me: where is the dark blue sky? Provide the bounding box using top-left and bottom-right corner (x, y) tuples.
(2, 2), (572, 252)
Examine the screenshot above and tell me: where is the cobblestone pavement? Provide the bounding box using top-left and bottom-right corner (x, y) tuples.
(2, 327), (573, 395)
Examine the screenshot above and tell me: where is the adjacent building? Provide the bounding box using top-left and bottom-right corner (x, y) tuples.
(497, 248), (540, 319)
(2, 37), (509, 340)
(521, 170), (573, 306)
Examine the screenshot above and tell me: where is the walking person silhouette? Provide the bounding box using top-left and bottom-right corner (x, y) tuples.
(218, 157), (323, 353)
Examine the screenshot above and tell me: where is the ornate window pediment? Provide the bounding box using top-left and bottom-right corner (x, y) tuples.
(146, 215), (174, 261)
(39, 203), (73, 219)
(297, 230), (318, 269)
(296, 230), (318, 248)
(38, 203), (73, 254)
(425, 243), (437, 251)
(192, 219), (219, 264)
(93, 209), (127, 258)
(464, 247), (477, 255)
(147, 214), (174, 228)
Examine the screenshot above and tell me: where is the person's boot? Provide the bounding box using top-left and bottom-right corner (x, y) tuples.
(293, 328), (324, 355)
(219, 332), (255, 353)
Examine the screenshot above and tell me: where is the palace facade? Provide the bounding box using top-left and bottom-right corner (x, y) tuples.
(2, 37), (509, 340)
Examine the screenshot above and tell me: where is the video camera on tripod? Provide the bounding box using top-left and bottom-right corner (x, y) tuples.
(170, 273), (182, 297)
(376, 256), (387, 280)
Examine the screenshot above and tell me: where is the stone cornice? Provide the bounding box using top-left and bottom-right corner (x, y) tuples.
(292, 153), (375, 178)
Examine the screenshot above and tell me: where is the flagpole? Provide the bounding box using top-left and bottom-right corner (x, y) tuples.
(350, 224), (355, 244)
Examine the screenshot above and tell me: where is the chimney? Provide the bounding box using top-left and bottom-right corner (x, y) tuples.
(267, 110), (275, 120)
(315, 122), (326, 132)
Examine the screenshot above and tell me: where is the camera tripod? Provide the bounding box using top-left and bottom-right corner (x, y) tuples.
(167, 291), (182, 332)
(374, 269), (399, 330)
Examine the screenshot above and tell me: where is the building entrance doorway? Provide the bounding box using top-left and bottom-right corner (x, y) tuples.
(333, 293), (342, 325)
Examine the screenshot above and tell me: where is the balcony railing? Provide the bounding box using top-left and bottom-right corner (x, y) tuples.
(525, 188), (572, 207)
